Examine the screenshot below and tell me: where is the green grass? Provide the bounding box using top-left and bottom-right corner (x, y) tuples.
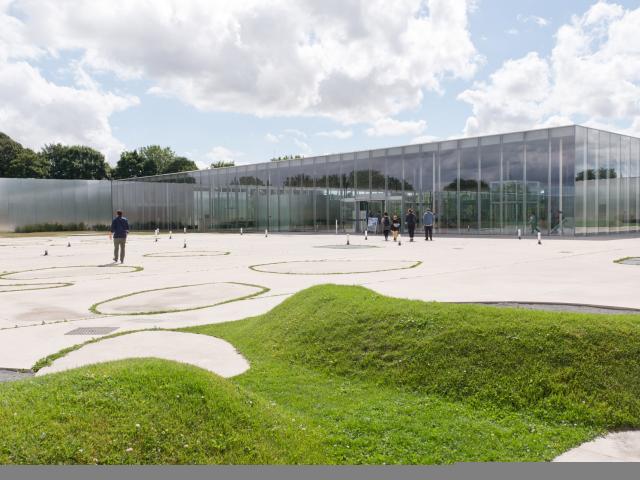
(0, 359), (324, 464)
(185, 285), (640, 462)
(4, 284), (640, 464)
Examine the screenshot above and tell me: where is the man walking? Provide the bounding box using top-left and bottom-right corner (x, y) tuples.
(405, 208), (417, 242)
(110, 210), (129, 263)
(423, 208), (434, 241)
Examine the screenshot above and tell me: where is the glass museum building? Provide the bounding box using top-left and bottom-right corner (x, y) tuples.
(1, 125), (639, 236)
(109, 125), (640, 236)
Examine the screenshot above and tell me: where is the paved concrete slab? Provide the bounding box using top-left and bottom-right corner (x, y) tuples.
(554, 431), (640, 462)
(36, 331), (249, 378)
(2, 265), (139, 280)
(1, 232), (640, 371)
(251, 258), (419, 274)
(94, 282), (264, 315)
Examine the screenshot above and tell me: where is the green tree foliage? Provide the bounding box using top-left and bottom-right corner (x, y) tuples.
(210, 160), (235, 168)
(115, 148), (199, 178)
(113, 150), (141, 179)
(163, 156), (198, 174)
(0, 132), (24, 177)
(42, 144), (111, 180)
(6, 149), (50, 178)
(139, 145), (175, 175)
(270, 155), (304, 162)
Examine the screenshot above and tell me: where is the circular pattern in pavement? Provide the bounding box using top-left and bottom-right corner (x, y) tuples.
(0, 282), (73, 293)
(250, 259), (421, 275)
(615, 257), (640, 265)
(0, 265), (142, 281)
(554, 431), (640, 462)
(35, 331), (249, 378)
(91, 281), (269, 315)
(144, 250), (230, 258)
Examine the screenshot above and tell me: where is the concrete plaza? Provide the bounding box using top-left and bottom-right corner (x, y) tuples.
(1, 230), (639, 371)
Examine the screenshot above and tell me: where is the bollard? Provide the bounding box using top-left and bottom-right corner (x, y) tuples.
(365, 230), (368, 240)
(335, 219), (338, 235)
(537, 232), (542, 245)
(398, 234), (402, 246)
(265, 229), (268, 237)
(346, 234), (350, 246)
(240, 227), (243, 235)
(517, 228), (521, 240)
(169, 230), (173, 239)
(155, 237), (158, 243)
(184, 227), (187, 234)
(183, 240), (187, 248)
(67, 241), (71, 247)
(44, 249), (48, 256)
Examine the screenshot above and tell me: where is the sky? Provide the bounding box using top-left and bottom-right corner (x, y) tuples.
(1, 0), (640, 168)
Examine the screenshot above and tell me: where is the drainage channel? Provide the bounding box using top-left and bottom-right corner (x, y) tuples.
(460, 302), (640, 315)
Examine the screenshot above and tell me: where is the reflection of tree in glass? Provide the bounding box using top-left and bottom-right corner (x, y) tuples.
(444, 178), (489, 191)
(575, 168), (617, 181)
(233, 176), (265, 186)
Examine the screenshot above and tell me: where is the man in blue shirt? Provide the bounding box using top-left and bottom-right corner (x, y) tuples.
(110, 210), (129, 263)
(423, 208), (435, 241)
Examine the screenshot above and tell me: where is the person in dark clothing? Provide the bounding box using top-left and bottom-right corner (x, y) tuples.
(405, 208), (417, 242)
(423, 208), (434, 241)
(391, 214), (401, 242)
(110, 210), (129, 263)
(382, 212), (391, 241)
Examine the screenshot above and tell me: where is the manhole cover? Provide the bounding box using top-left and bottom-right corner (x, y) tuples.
(314, 245), (378, 249)
(617, 257), (640, 265)
(65, 327), (119, 336)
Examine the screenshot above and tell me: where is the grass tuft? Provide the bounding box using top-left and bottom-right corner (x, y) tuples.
(0, 359), (323, 464)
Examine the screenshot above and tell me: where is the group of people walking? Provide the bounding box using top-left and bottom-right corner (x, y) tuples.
(380, 208), (435, 242)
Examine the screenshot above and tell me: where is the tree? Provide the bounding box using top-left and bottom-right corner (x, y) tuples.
(6, 149), (49, 178)
(42, 144), (111, 180)
(210, 160), (235, 168)
(113, 150), (145, 179)
(163, 156), (198, 174)
(0, 132), (24, 177)
(270, 155), (304, 162)
(139, 145), (175, 175)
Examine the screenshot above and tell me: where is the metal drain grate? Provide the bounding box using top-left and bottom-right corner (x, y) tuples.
(65, 327), (119, 336)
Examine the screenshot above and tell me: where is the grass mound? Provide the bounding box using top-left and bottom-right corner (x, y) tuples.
(0, 359), (322, 464)
(193, 285), (640, 429)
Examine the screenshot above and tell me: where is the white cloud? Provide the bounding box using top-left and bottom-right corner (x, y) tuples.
(205, 146), (244, 165)
(0, 3), (139, 163)
(365, 118), (427, 137)
(316, 129), (353, 139)
(517, 14), (549, 27)
(505, 28), (519, 35)
(293, 137), (312, 154)
(0, 60), (138, 163)
(265, 133), (281, 143)
(7, 0), (479, 126)
(459, 2), (640, 137)
(282, 129), (307, 138)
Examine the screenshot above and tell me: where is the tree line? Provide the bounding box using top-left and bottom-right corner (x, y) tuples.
(0, 132), (198, 180)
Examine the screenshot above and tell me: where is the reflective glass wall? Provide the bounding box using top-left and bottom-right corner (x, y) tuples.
(575, 126), (640, 234)
(109, 126), (638, 237)
(0, 178), (111, 231)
